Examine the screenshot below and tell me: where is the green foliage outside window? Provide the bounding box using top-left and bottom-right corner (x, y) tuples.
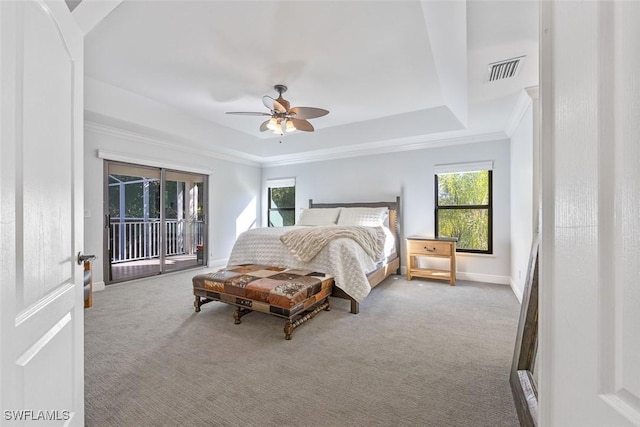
(108, 176), (190, 220)
(438, 171), (489, 206)
(269, 186), (295, 227)
(108, 175), (161, 218)
(436, 170), (491, 253)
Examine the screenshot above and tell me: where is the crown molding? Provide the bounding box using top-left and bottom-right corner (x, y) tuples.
(505, 89), (534, 138)
(261, 131), (508, 168)
(85, 120), (262, 167)
(97, 149), (216, 175)
(85, 119), (508, 169)
(525, 85), (539, 100)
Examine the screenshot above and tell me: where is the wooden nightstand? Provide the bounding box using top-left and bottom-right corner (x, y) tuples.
(406, 236), (457, 285)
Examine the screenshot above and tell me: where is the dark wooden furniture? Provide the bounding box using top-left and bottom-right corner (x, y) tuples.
(193, 265), (334, 340)
(83, 260), (93, 308)
(308, 197), (401, 314)
(405, 236), (457, 286)
(80, 254), (97, 309)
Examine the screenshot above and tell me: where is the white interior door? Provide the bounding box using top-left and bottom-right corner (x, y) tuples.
(0, 0), (84, 424)
(540, 0), (640, 425)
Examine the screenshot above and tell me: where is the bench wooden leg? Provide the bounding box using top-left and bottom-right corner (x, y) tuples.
(233, 307), (252, 324)
(284, 319), (294, 340)
(194, 294), (215, 313)
(283, 298), (330, 340)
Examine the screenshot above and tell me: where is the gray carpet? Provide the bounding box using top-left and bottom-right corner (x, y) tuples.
(85, 269), (520, 427)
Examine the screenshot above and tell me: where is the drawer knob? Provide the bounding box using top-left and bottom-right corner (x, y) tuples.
(424, 246), (436, 252)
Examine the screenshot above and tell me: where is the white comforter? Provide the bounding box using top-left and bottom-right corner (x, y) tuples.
(227, 226), (383, 303)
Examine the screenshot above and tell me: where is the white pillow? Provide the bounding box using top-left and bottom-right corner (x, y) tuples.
(297, 208), (340, 226)
(337, 207), (388, 227)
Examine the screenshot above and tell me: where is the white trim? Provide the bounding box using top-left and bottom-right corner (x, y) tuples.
(86, 120), (262, 167)
(87, 118), (511, 169)
(525, 85), (540, 101)
(510, 277), (524, 303)
(398, 267), (509, 285)
(262, 131), (508, 168)
(505, 88), (534, 138)
(266, 178), (295, 188)
(98, 150), (214, 176)
(434, 160), (494, 174)
(456, 272), (510, 285)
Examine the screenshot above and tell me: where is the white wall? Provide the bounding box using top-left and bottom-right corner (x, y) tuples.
(509, 102), (534, 301)
(261, 139), (511, 284)
(83, 126), (261, 287)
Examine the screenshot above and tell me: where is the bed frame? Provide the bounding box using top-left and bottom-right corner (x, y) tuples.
(308, 196), (401, 314)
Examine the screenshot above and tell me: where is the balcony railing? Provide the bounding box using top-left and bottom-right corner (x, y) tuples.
(109, 218), (205, 263)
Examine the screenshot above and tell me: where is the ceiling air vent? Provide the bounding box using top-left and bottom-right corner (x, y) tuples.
(487, 56), (525, 82)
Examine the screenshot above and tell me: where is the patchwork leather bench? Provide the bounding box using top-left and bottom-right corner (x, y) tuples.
(192, 264), (333, 340)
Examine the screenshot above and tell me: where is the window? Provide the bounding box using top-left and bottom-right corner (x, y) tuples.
(266, 178), (295, 227)
(434, 162), (493, 253)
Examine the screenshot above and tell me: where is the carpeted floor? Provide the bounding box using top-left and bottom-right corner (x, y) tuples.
(85, 269), (521, 427)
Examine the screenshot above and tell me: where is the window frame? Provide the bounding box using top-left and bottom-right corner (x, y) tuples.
(434, 169), (493, 254)
(266, 178), (296, 227)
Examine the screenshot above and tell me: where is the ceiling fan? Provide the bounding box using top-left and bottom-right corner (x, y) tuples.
(226, 84), (329, 135)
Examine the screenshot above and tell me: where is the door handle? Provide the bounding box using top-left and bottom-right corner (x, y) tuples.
(77, 252), (97, 265)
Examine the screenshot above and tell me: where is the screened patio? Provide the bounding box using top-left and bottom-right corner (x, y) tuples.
(106, 163), (207, 283)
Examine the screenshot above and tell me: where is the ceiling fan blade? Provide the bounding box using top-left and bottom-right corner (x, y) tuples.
(273, 100), (287, 113)
(276, 97), (290, 112)
(225, 111), (271, 116)
(289, 107), (329, 119)
(262, 95), (275, 110)
(259, 120), (270, 132)
(291, 118), (314, 132)
(262, 95), (287, 113)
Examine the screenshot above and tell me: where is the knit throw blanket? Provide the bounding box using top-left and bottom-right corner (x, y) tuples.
(280, 226), (385, 263)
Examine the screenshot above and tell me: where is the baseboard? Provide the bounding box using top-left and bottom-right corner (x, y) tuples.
(93, 281), (106, 292)
(456, 272), (510, 285)
(208, 258), (228, 270)
(399, 266), (510, 285)
(510, 278), (524, 303)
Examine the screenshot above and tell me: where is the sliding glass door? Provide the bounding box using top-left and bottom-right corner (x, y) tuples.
(104, 161), (208, 284)
(163, 169), (206, 274)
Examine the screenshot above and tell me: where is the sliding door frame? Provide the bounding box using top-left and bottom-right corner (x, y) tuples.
(103, 160), (209, 284)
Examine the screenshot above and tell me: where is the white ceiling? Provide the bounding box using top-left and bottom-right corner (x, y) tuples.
(82, 0), (538, 163)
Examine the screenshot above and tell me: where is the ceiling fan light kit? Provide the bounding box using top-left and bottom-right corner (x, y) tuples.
(226, 84), (329, 136)
(266, 117), (278, 130)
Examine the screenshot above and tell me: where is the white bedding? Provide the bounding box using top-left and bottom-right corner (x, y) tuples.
(227, 225), (395, 303)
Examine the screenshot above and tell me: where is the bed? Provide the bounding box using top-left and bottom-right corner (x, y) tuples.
(226, 197), (401, 314)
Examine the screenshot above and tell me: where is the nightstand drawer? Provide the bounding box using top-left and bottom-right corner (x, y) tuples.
(408, 240), (452, 256)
